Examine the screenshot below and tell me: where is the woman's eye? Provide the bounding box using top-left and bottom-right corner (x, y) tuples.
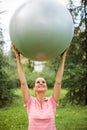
(36, 80), (46, 84)
(36, 81), (40, 83)
(42, 81), (45, 83)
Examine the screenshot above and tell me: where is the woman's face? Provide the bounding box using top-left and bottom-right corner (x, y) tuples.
(34, 77), (47, 93)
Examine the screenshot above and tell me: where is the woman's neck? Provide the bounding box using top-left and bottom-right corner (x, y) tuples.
(36, 92), (46, 105)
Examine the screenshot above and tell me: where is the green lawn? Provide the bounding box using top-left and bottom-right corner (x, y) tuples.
(0, 89), (87, 130)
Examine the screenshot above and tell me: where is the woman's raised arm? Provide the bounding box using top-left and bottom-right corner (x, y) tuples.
(12, 43), (30, 104)
(52, 47), (69, 103)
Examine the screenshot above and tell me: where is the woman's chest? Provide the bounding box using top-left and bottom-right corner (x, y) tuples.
(28, 100), (54, 119)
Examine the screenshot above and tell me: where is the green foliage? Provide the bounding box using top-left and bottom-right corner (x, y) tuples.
(0, 31), (16, 107)
(0, 51), (14, 107)
(63, 0), (87, 105)
(62, 41), (86, 105)
(50, 0), (87, 106)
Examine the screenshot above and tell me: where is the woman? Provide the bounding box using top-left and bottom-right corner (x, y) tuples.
(12, 43), (69, 130)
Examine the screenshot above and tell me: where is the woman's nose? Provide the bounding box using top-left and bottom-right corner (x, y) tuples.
(39, 81), (43, 84)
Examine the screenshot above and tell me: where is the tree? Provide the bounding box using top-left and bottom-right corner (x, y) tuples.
(63, 0), (87, 105)
(50, 0), (87, 105)
(0, 30), (13, 107)
(0, 4), (14, 107)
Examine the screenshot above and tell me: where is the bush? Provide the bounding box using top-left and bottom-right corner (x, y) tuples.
(0, 50), (15, 108)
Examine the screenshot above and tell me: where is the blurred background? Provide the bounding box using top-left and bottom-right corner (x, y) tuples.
(0, 0), (87, 130)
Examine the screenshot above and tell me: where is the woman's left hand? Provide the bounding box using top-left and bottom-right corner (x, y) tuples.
(60, 45), (70, 59)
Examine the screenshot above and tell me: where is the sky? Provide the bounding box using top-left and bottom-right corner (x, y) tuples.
(1, 0), (28, 52)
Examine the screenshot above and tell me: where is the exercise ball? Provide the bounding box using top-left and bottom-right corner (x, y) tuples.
(9, 0), (74, 61)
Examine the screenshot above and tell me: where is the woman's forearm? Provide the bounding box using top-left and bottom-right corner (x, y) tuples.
(16, 57), (27, 83)
(52, 55), (66, 103)
(55, 56), (66, 83)
(16, 56), (30, 104)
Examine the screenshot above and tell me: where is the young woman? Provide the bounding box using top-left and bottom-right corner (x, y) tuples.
(12, 43), (69, 130)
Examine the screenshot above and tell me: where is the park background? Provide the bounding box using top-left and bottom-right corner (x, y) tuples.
(0, 0), (87, 130)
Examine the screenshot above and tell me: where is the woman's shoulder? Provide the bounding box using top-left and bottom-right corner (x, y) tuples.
(24, 96), (36, 107)
(48, 96), (58, 107)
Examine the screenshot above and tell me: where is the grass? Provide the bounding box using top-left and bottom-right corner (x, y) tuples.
(0, 88), (87, 130)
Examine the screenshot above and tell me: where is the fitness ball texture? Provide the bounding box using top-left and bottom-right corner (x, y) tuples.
(9, 0), (74, 61)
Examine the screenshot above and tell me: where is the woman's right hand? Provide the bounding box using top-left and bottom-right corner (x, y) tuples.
(12, 43), (20, 59)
